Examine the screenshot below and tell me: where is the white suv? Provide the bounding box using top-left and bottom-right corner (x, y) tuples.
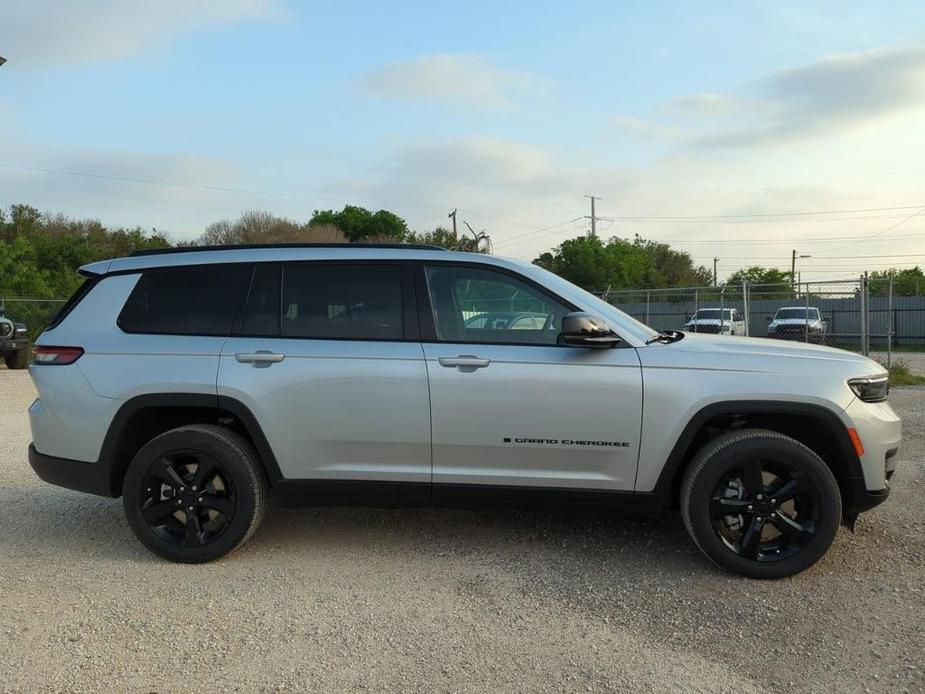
(27, 245), (901, 578)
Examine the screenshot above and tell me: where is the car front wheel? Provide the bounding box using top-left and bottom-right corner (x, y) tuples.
(680, 429), (841, 579)
(123, 424), (267, 563)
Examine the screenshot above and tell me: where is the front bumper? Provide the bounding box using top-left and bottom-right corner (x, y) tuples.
(28, 443), (118, 497)
(847, 483), (890, 515)
(844, 397), (902, 494)
(1, 337), (27, 352)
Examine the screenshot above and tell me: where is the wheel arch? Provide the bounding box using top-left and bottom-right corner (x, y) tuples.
(100, 393), (282, 496)
(654, 400), (865, 516)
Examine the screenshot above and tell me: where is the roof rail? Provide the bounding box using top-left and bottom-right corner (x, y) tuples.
(130, 242), (448, 257)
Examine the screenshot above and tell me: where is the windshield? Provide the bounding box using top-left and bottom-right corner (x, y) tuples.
(775, 308), (819, 320)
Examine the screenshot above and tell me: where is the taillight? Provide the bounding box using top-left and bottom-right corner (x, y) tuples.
(32, 346), (84, 365)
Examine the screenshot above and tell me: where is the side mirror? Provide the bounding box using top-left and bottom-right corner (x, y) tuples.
(559, 312), (621, 348)
(766, 316), (772, 322)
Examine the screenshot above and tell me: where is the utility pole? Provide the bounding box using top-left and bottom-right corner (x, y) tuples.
(791, 249), (810, 289)
(448, 209), (457, 236)
(584, 195), (600, 237)
(713, 257), (719, 287)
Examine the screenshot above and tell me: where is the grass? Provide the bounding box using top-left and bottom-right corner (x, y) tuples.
(885, 359), (925, 386)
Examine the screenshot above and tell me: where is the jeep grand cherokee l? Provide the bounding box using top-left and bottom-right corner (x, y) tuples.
(27, 244), (901, 578)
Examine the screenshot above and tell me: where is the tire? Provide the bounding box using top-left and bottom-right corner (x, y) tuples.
(680, 429), (841, 579)
(4, 348), (28, 369)
(123, 424), (267, 563)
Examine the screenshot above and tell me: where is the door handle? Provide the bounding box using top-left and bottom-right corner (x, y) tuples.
(438, 355), (490, 369)
(234, 351), (286, 366)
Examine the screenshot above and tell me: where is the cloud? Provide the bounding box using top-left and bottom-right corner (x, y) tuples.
(661, 92), (743, 117)
(319, 136), (634, 248)
(0, 137), (245, 238)
(0, 0), (283, 67)
(617, 48), (925, 149)
(705, 48), (925, 147)
(359, 54), (545, 108)
(611, 116), (683, 142)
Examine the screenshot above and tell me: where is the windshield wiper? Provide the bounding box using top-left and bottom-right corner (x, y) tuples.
(645, 329), (684, 345)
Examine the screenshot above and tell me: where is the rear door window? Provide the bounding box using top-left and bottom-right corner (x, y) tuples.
(118, 265), (250, 336)
(240, 264), (281, 336)
(281, 263), (405, 340)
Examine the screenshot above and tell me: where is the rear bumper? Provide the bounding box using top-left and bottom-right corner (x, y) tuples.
(28, 443), (118, 497)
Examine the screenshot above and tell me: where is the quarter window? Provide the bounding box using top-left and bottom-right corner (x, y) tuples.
(424, 264), (570, 345)
(281, 264), (404, 340)
(118, 265), (250, 336)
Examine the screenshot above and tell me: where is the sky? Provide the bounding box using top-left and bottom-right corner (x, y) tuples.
(2, 0), (925, 282)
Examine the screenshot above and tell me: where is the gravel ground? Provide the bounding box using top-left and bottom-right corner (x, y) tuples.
(1, 368), (923, 694)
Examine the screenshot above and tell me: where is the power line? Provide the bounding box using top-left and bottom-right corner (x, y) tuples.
(592, 204), (925, 221)
(492, 217), (585, 247)
(0, 162), (453, 212)
(635, 231), (925, 244)
(818, 206), (925, 253)
(692, 253), (925, 260)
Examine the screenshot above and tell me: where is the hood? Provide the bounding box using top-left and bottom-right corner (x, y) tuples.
(648, 332), (882, 374)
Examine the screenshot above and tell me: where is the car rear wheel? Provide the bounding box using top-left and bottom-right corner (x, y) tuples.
(123, 424), (267, 563)
(4, 348), (28, 369)
(681, 429), (841, 579)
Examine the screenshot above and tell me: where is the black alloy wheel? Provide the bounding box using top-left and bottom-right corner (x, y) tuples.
(681, 429), (841, 579)
(123, 424), (266, 563)
(708, 457), (819, 562)
(138, 450), (236, 548)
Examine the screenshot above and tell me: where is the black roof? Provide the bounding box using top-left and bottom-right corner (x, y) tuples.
(130, 242), (447, 257)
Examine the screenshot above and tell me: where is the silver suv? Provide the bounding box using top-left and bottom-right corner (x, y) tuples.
(27, 245), (901, 578)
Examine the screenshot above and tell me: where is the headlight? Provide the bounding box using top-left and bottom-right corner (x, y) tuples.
(848, 375), (889, 402)
(14, 323), (26, 334)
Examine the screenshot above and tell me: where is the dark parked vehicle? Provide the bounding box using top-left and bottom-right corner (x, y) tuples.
(0, 313), (28, 369)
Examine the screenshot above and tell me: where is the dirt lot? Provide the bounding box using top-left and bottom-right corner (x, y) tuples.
(0, 369), (923, 694)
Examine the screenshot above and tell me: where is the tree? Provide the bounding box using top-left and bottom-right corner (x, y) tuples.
(0, 205), (169, 299)
(193, 210), (305, 246)
(406, 226), (483, 252)
(308, 205), (408, 242)
(533, 234), (711, 291)
(869, 267), (924, 296)
(723, 266), (795, 299)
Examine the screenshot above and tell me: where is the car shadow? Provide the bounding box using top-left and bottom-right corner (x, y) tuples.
(4, 485), (873, 588)
(3, 484), (706, 572)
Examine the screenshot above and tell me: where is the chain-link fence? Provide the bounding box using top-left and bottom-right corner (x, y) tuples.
(603, 277), (925, 366)
(0, 297), (66, 344)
